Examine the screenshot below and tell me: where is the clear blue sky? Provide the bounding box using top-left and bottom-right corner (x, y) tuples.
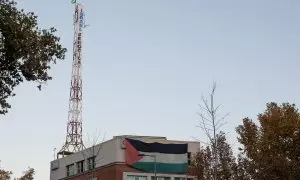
(1, 0), (300, 179)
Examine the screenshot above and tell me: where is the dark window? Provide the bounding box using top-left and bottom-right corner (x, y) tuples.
(76, 160), (84, 174)
(126, 175), (147, 180)
(66, 164), (74, 176)
(175, 178), (193, 180)
(87, 156), (95, 170)
(187, 152), (192, 165)
(151, 177), (171, 180)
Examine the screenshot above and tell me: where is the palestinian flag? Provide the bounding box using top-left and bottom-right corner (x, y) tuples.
(125, 138), (188, 174)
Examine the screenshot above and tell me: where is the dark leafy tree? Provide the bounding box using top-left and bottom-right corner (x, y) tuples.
(0, 0), (66, 115)
(189, 132), (237, 180)
(0, 167), (35, 180)
(236, 102), (300, 180)
(215, 132), (237, 180)
(189, 147), (209, 180)
(0, 168), (12, 180)
(18, 167), (35, 180)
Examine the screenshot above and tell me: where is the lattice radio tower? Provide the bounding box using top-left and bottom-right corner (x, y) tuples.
(57, 2), (85, 158)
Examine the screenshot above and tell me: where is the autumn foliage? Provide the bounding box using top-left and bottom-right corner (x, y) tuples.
(190, 102), (300, 180)
(236, 102), (300, 180)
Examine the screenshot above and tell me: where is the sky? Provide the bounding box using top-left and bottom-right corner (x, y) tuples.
(0, 0), (300, 179)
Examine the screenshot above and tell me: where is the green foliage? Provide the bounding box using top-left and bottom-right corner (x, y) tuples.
(0, 0), (66, 115)
(236, 102), (300, 180)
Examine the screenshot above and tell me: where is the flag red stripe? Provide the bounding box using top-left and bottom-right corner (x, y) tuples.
(125, 140), (142, 165)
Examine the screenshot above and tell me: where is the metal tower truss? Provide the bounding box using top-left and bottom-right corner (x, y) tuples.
(58, 3), (85, 158)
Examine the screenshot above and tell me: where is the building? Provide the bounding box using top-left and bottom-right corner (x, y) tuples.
(50, 135), (200, 180)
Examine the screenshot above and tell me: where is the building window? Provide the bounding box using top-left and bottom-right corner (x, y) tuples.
(66, 164), (74, 177)
(76, 160), (84, 174)
(126, 175), (147, 180)
(187, 152), (191, 165)
(174, 178), (193, 180)
(151, 177), (171, 180)
(89, 178), (98, 180)
(87, 156), (95, 170)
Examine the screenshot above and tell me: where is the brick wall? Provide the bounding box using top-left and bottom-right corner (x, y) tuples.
(62, 163), (141, 180)
(62, 163), (193, 180)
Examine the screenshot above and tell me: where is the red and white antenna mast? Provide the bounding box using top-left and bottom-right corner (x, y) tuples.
(58, 1), (85, 158)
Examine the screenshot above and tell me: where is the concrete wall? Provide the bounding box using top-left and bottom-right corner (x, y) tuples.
(50, 138), (119, 180)
(187, 141), (201, 155)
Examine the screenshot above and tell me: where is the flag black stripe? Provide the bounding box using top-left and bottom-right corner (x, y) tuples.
(126, 138), (187, 154)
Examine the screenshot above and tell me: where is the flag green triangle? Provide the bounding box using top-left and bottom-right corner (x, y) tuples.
(71, 0), (76, 4)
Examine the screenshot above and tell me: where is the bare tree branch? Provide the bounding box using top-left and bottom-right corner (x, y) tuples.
(95, 131), (106, 158)
(80, 129), (109, 180)
(195, 82), (229, 180)
(190, 136), (211, 146)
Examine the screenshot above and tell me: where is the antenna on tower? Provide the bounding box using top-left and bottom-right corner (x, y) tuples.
(53, 148), (56, 160)
(57, 1), (85, 158)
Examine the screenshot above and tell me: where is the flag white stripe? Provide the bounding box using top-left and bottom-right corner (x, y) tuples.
(139, 152), (187, 164)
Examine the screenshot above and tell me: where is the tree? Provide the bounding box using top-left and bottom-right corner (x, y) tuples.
(18, 167), (35, 180)
(81, 130), (111, 180)
(189, 146), (211, 180)
(0, 167), (35, 180)
(0, 169), (12, 180)
(189, 132), (237, 180)
(236, 102), (300, 180)
(215, 132), (237, 180)
(233, 154), (252, 180)
(195, 82), (230, 180)
(0, 0), (67, 115)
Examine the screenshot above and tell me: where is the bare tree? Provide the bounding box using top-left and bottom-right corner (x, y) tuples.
(196, 82), (229, 180)
(81, 129), (109, 180)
